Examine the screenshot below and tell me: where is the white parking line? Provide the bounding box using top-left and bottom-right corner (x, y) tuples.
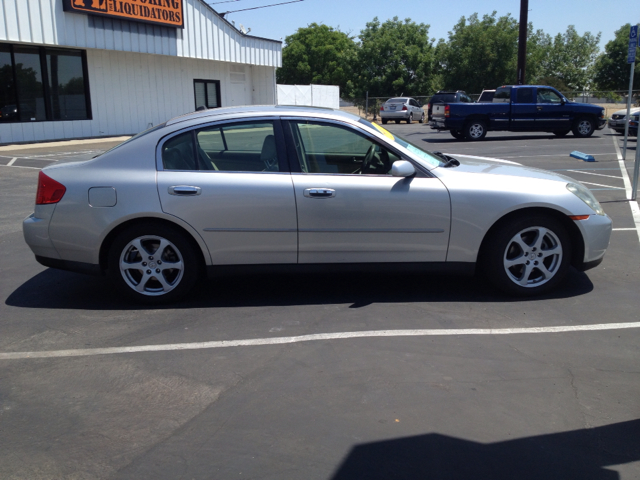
(7, 157), (17, 166)
(579, 181), (625, 190)
(2, 322), (640, 360)
(0, 164), (40, 170)
(565, 169), (623, 180)
(612, 136), (640, 244)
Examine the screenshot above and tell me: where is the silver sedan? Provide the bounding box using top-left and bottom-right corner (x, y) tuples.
(23, 106), (612, 304)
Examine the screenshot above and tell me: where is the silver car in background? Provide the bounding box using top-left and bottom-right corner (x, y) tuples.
(608, 107), (640, 134)
(24, 106), (612, 304)
(380, 97), (425, 124)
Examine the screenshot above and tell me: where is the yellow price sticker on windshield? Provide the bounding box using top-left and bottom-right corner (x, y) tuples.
(371, 122), (395, 140)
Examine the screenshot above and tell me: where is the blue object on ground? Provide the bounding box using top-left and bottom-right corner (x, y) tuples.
(570, 151), (595, 162)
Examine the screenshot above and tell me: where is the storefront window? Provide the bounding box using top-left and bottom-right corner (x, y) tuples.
(14, 46), (47, 121)
(0, 43), (91, 123)
(0, 45), (18, 123)
(47, 50), (88, 120)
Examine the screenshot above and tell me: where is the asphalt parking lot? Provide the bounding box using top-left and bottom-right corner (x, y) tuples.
(1, 126), (639, 479)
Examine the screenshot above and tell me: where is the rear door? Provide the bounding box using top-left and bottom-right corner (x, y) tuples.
(284, 118), (451, 264)
(156, 119), (298, 265)
(510, 87), (537, 131)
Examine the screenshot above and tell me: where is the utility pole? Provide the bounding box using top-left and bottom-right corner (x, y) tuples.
(516, 0), (529, 85)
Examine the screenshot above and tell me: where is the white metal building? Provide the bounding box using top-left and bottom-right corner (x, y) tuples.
(0, 0), (281, 144)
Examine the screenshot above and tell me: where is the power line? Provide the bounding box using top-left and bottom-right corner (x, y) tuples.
(219, 0), (304, 17)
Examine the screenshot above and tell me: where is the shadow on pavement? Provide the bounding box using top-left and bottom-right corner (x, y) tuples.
(331, 419), (640, 480)
(6, 267), (594, 311)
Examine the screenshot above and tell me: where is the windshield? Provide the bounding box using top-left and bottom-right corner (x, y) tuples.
(358, 118), (444, 168)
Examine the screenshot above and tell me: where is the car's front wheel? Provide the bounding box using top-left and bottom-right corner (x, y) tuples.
(108, 223), (200, 304)
(481, 215), (572, 296)
(407, 113), (413, 124)
(572, 117), (595, 138)
(419, 112), (425, 123)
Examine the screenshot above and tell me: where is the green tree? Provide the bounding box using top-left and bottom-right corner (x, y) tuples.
(535, 26), (600, 91)
(277, 23), (356, 97)
(593, 23), (639, 91)
(355, 17), (436, 98)
(435, 12), (521, 94)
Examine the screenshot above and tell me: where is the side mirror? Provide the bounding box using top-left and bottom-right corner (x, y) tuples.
(391, 160), (416, 177)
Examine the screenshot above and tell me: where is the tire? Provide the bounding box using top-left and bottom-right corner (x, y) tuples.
(419, 112), (425, 124)
(407, 113), (413, 124)
(382, 119), (388, 125)
(108, 223), (200, 304)
(395, 120), (401, 124)
(464, 120), (487, 141)
(450, 130), (464, 140)
(553, 130), (570, 137)
(481, 215), (572, 296)
(572, 117), (595, 138)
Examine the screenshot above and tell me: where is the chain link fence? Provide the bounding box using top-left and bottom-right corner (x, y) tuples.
(341, 90), (640, 121)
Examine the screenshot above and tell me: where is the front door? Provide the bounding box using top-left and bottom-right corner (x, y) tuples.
(285, 119), (451, 264)
(535, 88), (571, 131)
(157, 119), (298, 265)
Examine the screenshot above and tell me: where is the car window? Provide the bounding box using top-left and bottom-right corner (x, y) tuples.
(162, 131), (197, 171)
(516, 88), (534, 104)
(537, 89), (563, 104)
(493, 87), (511, 103)
(432, 94), (456, 103)
(289, 121), (400, 175)
(195, 121), (280, 172)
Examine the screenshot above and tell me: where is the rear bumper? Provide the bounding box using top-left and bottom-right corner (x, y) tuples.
(381, 111), (410, 120)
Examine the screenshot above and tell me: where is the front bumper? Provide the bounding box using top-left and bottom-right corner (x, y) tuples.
(576, 213), (612, 270)
(596, 118), (606, 130)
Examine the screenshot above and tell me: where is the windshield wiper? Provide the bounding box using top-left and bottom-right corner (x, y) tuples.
(432, 151), (460, 168)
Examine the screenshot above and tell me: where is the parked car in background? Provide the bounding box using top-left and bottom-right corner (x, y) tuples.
(23, 105), (612, 304)
(379, 97), (424, 124)
(629, 113), (638, 137)
(431, 85), (606, 140)
(477, 90), (496, 103)
(608, 107), (640, 134)
(428, 90), (473, 125)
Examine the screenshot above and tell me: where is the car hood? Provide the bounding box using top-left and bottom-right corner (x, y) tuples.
(612, 107), (640, 116)
(442, 153), (576, 183)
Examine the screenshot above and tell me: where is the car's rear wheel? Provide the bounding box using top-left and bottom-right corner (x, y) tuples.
(572, 117), (595, 138)
(464, 120), (487, 140)
(481, 215), (572, 296)
(382, 118), (388, 124)
(108, 223), (199, 304)
(395, 119), (401, 124)
(553, 130), (570, 137)
(450, 130), (464, 140)
(407, 113), (413, 124)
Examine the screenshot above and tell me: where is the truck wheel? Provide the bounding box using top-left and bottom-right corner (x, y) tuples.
(572, 117), (595, 138)
(450, 130), (464, 140)
(553, 130), (570, 137)
(464, 120), (487, 141)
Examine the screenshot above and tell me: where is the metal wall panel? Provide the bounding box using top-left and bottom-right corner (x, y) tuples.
(0, 0), (281, 66)
(0, 49), (277, 144)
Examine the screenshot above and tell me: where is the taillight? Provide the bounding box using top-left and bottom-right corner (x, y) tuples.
(444, 105), (450, 118)
(380, 106), (384, 111)
(36, 171), (66, 205)
(402, 105), (407, 111)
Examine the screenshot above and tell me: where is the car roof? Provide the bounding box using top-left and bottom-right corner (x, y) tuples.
(165, 104), (357, 126)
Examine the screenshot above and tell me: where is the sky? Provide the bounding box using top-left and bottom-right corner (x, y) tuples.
(213, 0), (640, 50)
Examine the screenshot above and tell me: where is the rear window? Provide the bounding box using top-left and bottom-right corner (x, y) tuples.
(431, 94), (456, 103)
(493, 88), (511, 103)
(387, 98), (408, 104)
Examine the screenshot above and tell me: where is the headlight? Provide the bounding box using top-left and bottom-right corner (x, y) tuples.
(566, 183), (604, 215)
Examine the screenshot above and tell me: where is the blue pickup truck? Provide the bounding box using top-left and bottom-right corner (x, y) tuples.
(431, 85), (606, 141)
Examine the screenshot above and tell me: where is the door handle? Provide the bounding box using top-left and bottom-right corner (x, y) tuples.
(537, 106), (543, 111)
(304, 188), (335, 198)
(168, 186), (201, 196)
